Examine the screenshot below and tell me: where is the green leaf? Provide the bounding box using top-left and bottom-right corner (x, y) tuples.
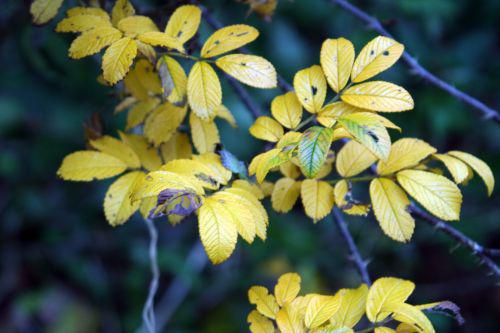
(298, 126), (334, 178)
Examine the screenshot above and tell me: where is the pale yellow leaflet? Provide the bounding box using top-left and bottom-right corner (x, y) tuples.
(293, 65), (327, 113)
(117, 15), (159, 37)
(111, 0), (135, 26)
(104, 171), (145, 226)
(300, 179), (335, 222)
(433, 154), (469, 184)
(377, 138), (436, 175)
(69, 26), (122, 59)
(31, 0), (64, 24)
(305, 294), (341, 328)
(67, 7), (109, 18)
(216, 105), (237, 127)
(160, 132), (192, 163)
(157, 55), (188, 104)
(249, 116), (284, 142)
(126, 98), (160, 130)
(248, 310), (275, 333)
(161, 159), (222, 190)
(56, 15), (111, 33)
(225, 187), (268, 240)
(232, 180), (264, 199)
(189, 113), (220, 153)
(370, 178), (415, 242)
(201, 24), (259, 58)
(144, 103), (187, 146)
(274, 272), (302, 306)
(192, 153), (232, 184)
(271, 92), (303, 129)
(272, 178), (301, 213)
(342, 81), (413, 112)
(138, 32), (184, 52)
(276, 304), (305, 333)
(90, 135), (141, 169)
(57, 151), (127, 181)
(124, 59), (162, 101)
(320, 38), (355, 93)
(387, 303), (435, 333)
(165, 5), (202, 43)
(212, 191), (256, 243)
(366, 277), (415, 322)
(102, 37), (138, 84)
(187, 61), (222, 120)
(330, 284), (368, 329)
(248, 286), (280, 319)
(119, 132), (162, 171)
(351, 36), (404, 83)
(448, 150), (495, 196)
(336, 140), (377, 177)
(280, 161), (301, 179)
(216, 54), (277, 88)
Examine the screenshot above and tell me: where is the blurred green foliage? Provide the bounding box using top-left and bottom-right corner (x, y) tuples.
(0, 0), (499, 332)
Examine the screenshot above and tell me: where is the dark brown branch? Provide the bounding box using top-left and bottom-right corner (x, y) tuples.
(327, 0), (500, 124)
(410, 204), (500, 278)
(331, 208), (372, 285)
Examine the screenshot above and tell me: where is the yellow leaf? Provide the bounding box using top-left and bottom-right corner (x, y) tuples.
(330, 284), (368, 329)
(301, 179), (335, 222)
(136, 40), (156, 63)
(272, 178), (301, 213)
(56, 14), (111, 33)
(276, 304), (305, 333)
(31, 0), (64, 24)
(448, 150), (495, 196)
(158, 55), (187, 104)
(66, 7), (109, 19)
(111, 0), (135, 26)
(201, 24), (259, 58)
(387, 303), (435, 333)
(161, 159), (222, 190)
(377, 138), (436, 176)
(342, 81), (413, 112)
(217, 105), (237, 127)
(117, 15), (158, 37)
(124, 59), (162, 101)
(317, 101), (361, 128)
(370, 178), (415, 242)
(57, 151), (127, 181)
(102, 37), (137, 84)
(333, 180), (370, 216)
(126, 98), (160, 130)
(160, 132), (192, 163)
(144, 103), (187, 146)
(212, 191), (256, 243)
(139, 196), (157, 219)
(138, 32), (184, 52)
(115, 96), (137, 114)
(396, 323), (419, 333)
(216, 54), (277, 88)
(198, 198), (238, 264)
(165, 5), (201, 44)
(248, 310), (275, 333)
(271, 92), (303, 129)
(133, 170), (205, 201)
(280, 161), (301, 179)
(351, 36), (404, 83)
(305, 295), (341, 328)
(338, 112), (391, 161)
(433, 154), (469, 184)
(397, 170), (462, 221)
(118, 132), (162, 171)
(232, 180), (264, 199)
(188, 61), (222, 120)
(189, 113), (220, 153)
(249, 116), (284, 142)
(90, 135), (140, 169)
(192, 153), (232, 184)
(320, 38), (355, 93)
(366, 277), (415, 323)
(69, 26), (122, 59)
(277, 131), (302, 149)
(336, 140), (377, 177)
(275, 272), (302, 306)
(248, 286), (280, 319)
(294, 65), (327, 113)
(104, 171), (145, 226)
(225, 187), (268, 240)
(260, 181), (275, 197)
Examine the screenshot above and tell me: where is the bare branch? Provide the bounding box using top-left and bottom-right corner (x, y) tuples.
(410, 204), (500, 278)
(331, 208), (372, 286)
(142, 218), (160, 333)
(327, 0), (500, 124)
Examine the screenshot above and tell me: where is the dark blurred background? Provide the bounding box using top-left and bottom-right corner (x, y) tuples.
(1, 0), (499, 332)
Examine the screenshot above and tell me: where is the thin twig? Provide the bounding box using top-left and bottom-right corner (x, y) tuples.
(142, 218), (160, 333)
(410, 204), (500, 278)
(331, 208), (372, 285)
(327, 0), (500, 124)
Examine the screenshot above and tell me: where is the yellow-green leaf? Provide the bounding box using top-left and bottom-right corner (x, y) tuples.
(351, 36), (404, 83)
(301, 179), (335, 222)
(104, 171), (145, 226)
(275, 272), (302, 306)
(320, 38), (355, 93)
(294, 65), (327, 113)
(198, 198), (238, 264)
(102, 37), (137, 84)
(272, 178), (301, 213)
(201, 24), (259, 58)
(305, 295), (341, 329)
(377, 138), (436, 176)
(56, 14), (111, 33)
(69, 26), (122, 59)
(187, 61), (222, 120)
(90, 135), (140, 169)
(338, 112), (391, 161)
(397, 170), (462, 221)
(57, 151), (127, 181)
(248, 286), (280, 319)
(342, 81), (413, 112)
(336, 140), (377, 177)
(215, 54), (277, 88)
(165, 5), (201, 44)
(330, 284), (368, 329)
(249, 116), (284, 142)
(31, 0), (64, 24)
(433, 154), (469, 184)
(248, 310), (275, 333)
(189, 113), (220, 153)
(298, 126), (334, 178)
(111, 0), (135, 26)
(366, 277), (415, 323)
(370, 178), (415, 242)
(448, 150), (495, 196)
(271, 92), (303, 129)
(144, 103), (187, 146)
(117, 15), (158, 37)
